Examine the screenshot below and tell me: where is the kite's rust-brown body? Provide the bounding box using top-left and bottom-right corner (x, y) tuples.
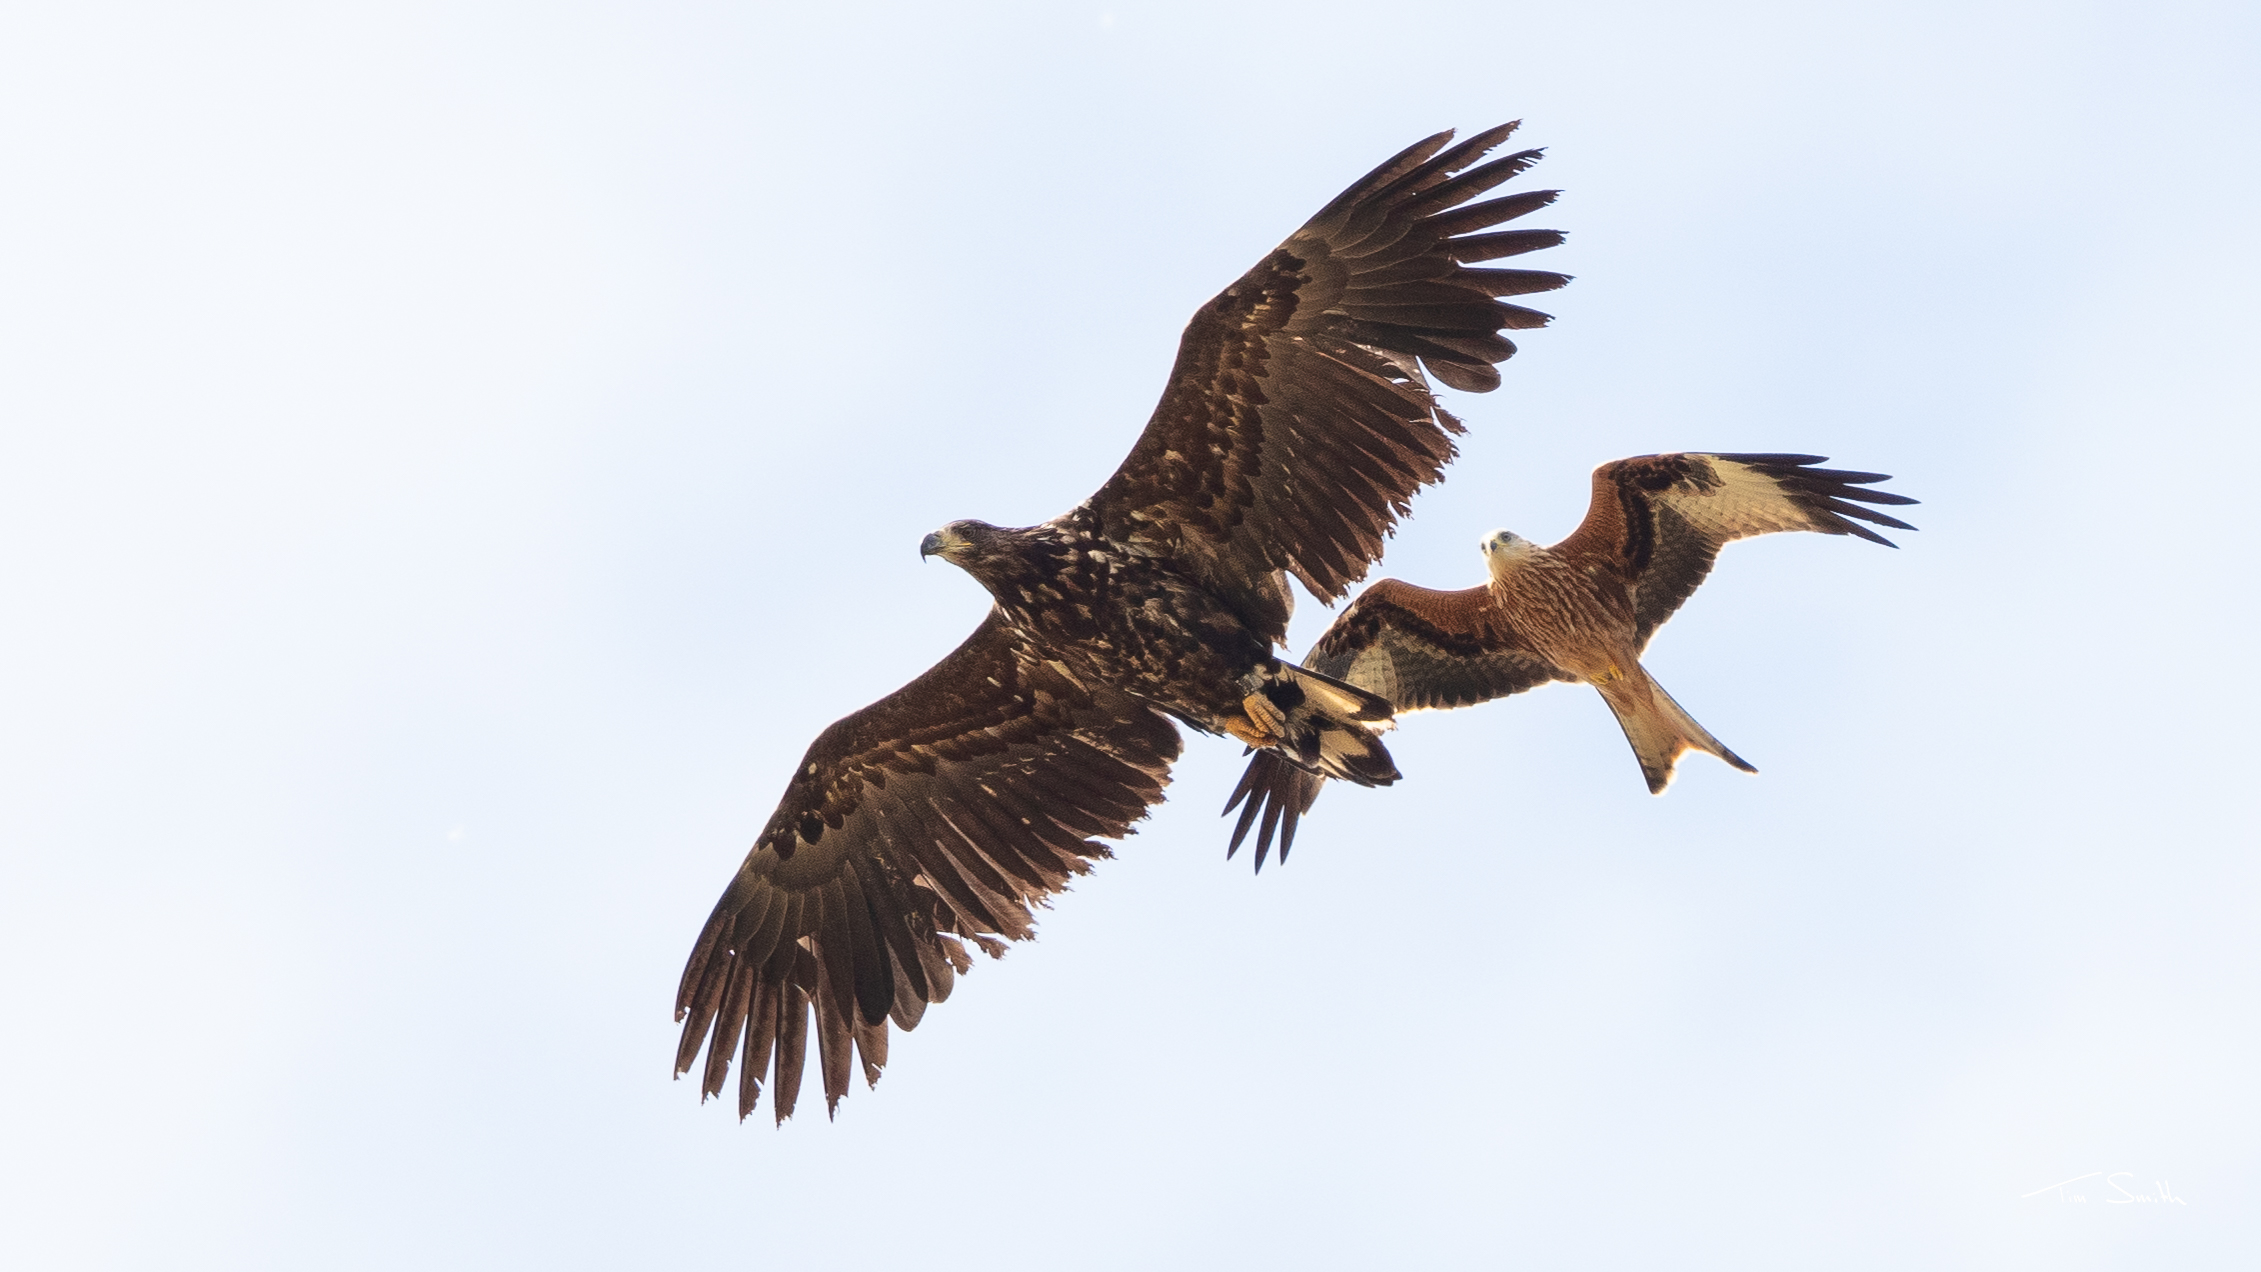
(1482, 530), (1752, 794)
(1482, 542), (1635, 684)
(677, 123), (1570, 1122)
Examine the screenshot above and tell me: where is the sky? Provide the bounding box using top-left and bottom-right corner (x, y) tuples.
(1, 2), (2256, 1268)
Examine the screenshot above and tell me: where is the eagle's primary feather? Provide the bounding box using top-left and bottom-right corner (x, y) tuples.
(678, 124), (1567, 1122)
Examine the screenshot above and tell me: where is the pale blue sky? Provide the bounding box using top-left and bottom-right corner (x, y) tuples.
(2, 3), (2256, 1268)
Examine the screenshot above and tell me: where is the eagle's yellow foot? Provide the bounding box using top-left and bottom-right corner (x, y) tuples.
(1593, 664), (1625, 685)
(1228, 692), (1289, 749)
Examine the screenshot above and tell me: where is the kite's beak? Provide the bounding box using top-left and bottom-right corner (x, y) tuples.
(919, 531), (943, 562)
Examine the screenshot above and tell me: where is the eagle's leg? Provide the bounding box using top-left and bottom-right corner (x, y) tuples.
(1228, 692), (1289, 749)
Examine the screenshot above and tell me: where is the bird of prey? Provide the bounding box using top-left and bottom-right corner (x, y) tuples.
(1224, 452), (1916, 866)
(675, 124), (1568, 1122)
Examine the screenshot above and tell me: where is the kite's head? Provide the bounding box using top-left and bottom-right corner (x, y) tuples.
(1479, 529), (1535, 577)
(1480, 528), (1532, 556)
(920, 519), (1002, 568)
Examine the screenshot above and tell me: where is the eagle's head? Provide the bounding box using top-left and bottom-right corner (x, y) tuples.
(919, 519), (1005, 569)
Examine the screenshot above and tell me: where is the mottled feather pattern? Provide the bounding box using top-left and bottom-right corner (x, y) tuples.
(1093, 122), (1567, 615)
(675, 611), (1181, 1122)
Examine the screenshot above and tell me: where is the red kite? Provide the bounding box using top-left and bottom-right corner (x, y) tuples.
(1225, 452), (1916, 866)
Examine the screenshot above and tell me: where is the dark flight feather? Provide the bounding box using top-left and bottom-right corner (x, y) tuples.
(771, 978), (810, 1123)
(1447, 227), (1566, 262)
(675, 611), (1181, 1120)
(737, 982), (779, 1119)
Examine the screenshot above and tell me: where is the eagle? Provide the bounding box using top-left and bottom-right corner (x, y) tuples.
(1223, 452), (1917, 867)
(675, 123), (1569, 1122)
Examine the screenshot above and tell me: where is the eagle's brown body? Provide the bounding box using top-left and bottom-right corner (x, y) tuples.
(924, 513), (1295, 744)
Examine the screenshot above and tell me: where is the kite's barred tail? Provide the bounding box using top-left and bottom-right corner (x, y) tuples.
(1596, 665), (1756, 794)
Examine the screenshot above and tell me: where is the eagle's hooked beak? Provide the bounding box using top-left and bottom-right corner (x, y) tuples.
(919, 531), (944, 562)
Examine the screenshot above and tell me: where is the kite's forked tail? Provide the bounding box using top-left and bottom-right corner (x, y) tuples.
(1595, 664), (1757, 794)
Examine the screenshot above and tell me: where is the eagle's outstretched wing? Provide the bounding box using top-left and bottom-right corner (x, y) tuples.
(673, 611), (1181, 1122)
(1090, 123), (1567, 636)
(1550, 453), (1918, 651)
(1224, 579), (1568, 869)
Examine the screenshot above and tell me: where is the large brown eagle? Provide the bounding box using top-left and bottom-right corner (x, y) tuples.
(1224, 453), (1917, 867)
(675, 124), (1568, 1121)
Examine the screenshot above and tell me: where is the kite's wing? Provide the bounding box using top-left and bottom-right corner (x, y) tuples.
(1224, 579), (1567, 868)
(1551, 453), (1918, 652)
(674, 610), (1181, 1123)
(1091, 123), (1568, 636)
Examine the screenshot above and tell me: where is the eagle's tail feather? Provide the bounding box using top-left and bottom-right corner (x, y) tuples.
(1597, 665), (1756, 794)
(1261, 663), (1398, 788)
(1217, 663), (1393, 870)
(1280, 662), (1394, 722)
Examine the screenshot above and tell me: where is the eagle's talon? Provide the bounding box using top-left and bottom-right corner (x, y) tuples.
(1232, 691), (1289, 749)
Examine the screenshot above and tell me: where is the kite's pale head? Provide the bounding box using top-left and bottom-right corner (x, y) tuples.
(920, 519), (1002, 568)
(1480, 529), (1536, 578)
